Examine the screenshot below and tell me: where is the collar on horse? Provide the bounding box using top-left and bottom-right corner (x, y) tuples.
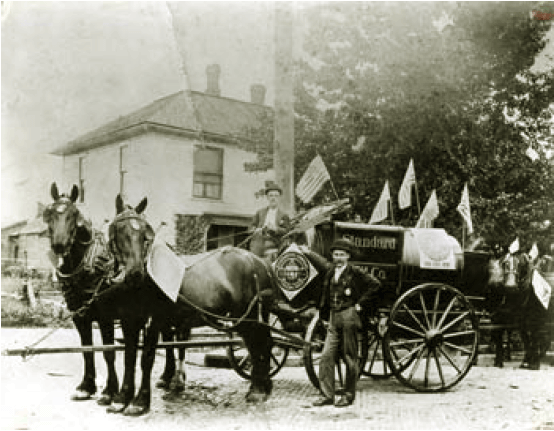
(56, 230), (106, 280)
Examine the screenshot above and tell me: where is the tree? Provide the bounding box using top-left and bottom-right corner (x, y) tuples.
(292, 1), (554, 246)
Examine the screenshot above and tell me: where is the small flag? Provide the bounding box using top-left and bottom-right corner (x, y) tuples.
(295, 155), (331, 203)
(526, 146), (539, 161)
(398, 159), (416, 210)
(532, 270), (552, 310)
(369, 181), (391, 224)
(509, 237), (520, 254)
(416, 190), (439, 228)
(456, 183), (473, 235)
(529, 243), (539, 261)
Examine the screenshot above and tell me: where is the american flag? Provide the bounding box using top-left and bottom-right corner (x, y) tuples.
(416, 190), (439, 228)
(456, 183), (473, 234)
(295, 155), (331, 203)
(369, 181), (391, 224)
(398, 159), (416, 209)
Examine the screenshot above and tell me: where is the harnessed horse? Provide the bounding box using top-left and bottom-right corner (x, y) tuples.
(43, 183), (118, 404)
(487, 249), (543, 368)
(86, 194), (276, 416)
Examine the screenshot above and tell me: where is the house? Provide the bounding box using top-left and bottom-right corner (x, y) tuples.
(51, 65), (274, 253)
(1, 204), (51, 273)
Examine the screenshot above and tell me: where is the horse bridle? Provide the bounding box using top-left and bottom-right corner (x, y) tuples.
(108, 209), (154, 272)
(44, 198), (93, 259)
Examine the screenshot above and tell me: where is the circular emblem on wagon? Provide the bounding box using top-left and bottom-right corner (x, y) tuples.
(274, 252), (310, 292)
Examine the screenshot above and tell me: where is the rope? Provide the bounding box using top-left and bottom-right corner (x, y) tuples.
(19, 276), (106, 361)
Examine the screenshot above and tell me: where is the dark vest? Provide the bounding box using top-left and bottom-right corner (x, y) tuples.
(329, 269), (355, 311)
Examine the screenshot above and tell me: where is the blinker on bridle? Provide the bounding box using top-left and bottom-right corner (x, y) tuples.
(108, 209), (154, 269)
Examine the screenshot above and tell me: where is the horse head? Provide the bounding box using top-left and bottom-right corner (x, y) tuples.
(43, 183), (87, 256)
(108, 194), (153, 283)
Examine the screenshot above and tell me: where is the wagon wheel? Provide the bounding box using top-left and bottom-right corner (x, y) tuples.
(382, 283), (479, 392)
(361, 315), (395, 378)
(227, 313), (290, 380)
(303, 311), (368, 389)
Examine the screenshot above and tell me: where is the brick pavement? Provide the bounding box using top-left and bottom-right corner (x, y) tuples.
(2, 328), (554, 430)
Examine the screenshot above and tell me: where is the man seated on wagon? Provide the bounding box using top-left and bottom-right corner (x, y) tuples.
(249, 182), (291, 260)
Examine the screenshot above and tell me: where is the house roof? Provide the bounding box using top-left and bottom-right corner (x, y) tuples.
(52, 91), (273, 156)
(7, 218), (47, 237)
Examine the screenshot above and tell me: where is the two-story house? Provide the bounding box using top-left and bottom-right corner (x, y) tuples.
(51, 66), (274, 253)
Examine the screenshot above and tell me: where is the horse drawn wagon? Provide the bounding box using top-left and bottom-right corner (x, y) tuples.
(229, 218), (488, 393)
(5, 186), (550, 416)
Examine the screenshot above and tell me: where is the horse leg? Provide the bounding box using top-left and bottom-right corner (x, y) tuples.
(97, 316), (118, 406)
(71, 316), (97, 400)
(107, 317), (140, 413)
(239, 322), (272, 403)
(491, 326), (504, 368)
(519, 325), (531, 368)
(123, 316), (162, 416)
(156, 325), (176, 390)
(170, 325), (190, 393)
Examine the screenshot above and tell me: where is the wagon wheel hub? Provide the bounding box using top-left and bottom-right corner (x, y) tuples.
(425, 329), (443, 349)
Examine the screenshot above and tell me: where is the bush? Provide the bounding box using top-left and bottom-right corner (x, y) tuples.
(1, 296), (73, 328)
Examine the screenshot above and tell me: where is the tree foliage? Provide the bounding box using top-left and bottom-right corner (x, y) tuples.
(292, 1), (554, 248)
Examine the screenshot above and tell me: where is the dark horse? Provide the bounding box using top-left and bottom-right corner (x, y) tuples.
(84, 194), (275, 416)
(43, 183), (118, 404)
(486, 249), (548, 369)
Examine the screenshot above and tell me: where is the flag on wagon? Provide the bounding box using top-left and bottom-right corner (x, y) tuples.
(529, 242), (539, 261)
(532, 269), (552, 310)
(398, 159), (416, 210)
(416, 189), (439, 228)
(509, 237), (520, 254)
(456, 183), (473, 235)
(295, 154), (331, 203)
(369, 181), (391, 224)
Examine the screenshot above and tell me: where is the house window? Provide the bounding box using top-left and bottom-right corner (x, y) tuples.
(119, 146), (128, 199)
(78, 157), (86, 203)
(193, 146), (223, 199)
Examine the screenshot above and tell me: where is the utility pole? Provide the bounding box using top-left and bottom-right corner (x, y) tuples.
(274, 2), (295, 215)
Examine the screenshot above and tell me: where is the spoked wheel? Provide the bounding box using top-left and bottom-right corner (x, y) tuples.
(361, 316), (395, 379)
(383, 283), (479, 392)
(304, 311), (368, 389)
(227, 313), (290, 380)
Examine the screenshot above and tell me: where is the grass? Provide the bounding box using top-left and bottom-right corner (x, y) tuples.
(2, 276), (73, 328)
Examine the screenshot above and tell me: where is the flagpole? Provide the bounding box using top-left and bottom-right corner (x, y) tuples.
(329, 179), (340, 201)
(414, 177), (421, 217)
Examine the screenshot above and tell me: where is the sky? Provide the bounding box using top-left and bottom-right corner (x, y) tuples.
(1, 1), (286, 224)
(1, 1), (553, 225)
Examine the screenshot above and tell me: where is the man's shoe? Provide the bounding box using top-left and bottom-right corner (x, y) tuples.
(312, 396), (334, 407)
(334, 396), (353, 408)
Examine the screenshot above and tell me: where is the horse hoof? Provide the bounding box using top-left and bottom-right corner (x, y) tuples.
(171, 382), (185, 393)
(123, 404), (149, 416)
(106, 403), (126, 414)
(155, 379), (170, 390)
(245, 391), (268, 404)
(97, 394), (113, 406)
(70, 389), (93, 401)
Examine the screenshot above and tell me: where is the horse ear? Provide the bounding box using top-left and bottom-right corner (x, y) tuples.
(51, 183), (60, 201)
(70, 185), (79, 203)
(116, 194), (125, 214)
(135, 197), (148, 215)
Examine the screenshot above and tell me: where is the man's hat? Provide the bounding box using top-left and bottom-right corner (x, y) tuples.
(265, 182), (282, 195)
(330, 238), (355, 255)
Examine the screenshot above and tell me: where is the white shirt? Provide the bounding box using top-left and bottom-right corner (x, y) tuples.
(264, 208), (278, 230)
(334, 264), (347, 282)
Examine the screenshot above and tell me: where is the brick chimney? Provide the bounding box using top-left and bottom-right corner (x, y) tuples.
(250, 84), (266, 105)
(206, 64), (221, 96)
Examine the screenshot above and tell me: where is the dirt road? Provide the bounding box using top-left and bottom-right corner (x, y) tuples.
(2, 328), (553, 430)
